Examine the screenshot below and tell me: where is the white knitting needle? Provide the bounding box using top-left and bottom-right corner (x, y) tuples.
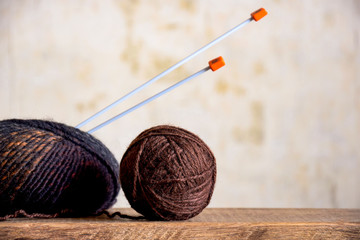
(87, 56), (225, 133)
(76, 8), (267, 129)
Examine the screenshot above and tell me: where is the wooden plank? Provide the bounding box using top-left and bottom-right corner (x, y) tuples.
(1, 208), (359, 239)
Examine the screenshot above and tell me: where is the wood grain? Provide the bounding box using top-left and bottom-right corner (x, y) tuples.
(1, 208), (359, 239)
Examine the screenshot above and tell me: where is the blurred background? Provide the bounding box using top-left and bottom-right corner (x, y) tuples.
(0, 0), (359, 208)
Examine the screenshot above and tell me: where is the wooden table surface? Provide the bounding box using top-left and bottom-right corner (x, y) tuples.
(1, 208), (359, 239)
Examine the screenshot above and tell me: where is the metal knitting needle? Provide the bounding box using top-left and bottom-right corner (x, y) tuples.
(76, 8), (267, 129)
(87, 56), (225, 133)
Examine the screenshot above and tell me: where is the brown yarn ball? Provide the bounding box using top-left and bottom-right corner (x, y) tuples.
(120, 125), (216, 221)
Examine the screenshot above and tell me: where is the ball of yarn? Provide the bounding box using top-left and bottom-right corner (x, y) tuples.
(120, 125), (216, 221)
(0, 119), (120, 217)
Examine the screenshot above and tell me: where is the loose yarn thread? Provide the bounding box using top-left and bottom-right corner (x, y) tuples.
(120, 125), (216, 221)
(0, 119), (120, 219)
(0, 209), (62, 221)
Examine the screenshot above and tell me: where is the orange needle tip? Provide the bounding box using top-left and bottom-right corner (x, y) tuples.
(251, 8), (268, 21)
(208, 56), (225, 72)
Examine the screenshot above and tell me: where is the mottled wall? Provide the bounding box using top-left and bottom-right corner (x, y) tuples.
(0, 0), (359, 208)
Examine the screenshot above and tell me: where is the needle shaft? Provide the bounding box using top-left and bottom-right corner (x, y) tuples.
(87, 66), (211, 133)
(76, 18), (252, 129)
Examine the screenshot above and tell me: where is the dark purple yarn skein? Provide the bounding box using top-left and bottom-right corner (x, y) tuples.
(0, 119), (120, 218)
(120, 125), (216, 221)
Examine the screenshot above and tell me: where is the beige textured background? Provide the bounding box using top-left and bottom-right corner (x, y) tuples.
(0, 0), (359, 209)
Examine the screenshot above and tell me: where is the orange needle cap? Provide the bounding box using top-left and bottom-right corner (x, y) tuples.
(251, 8), (268, 21)
(209, 56), (225, 71)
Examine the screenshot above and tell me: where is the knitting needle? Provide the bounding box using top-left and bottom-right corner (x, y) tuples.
(76, 8), (267, 129)
(87, 56), (225, 133)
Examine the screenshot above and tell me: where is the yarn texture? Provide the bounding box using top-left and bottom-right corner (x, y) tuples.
(0, 119), (120, 218)
(120, 125), (216, 221)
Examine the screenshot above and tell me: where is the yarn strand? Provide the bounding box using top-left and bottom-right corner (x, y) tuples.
(95, 210), (146, 220)
(0, 209), (60, 221)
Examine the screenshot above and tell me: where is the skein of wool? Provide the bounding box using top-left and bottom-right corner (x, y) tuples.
(0, 119), (120, 219)
(120, 125), (216, 221)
